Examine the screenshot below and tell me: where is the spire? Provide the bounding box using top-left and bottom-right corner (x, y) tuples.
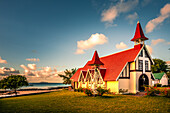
(131, 21), (148, 42)
(89, 50), (104, 66)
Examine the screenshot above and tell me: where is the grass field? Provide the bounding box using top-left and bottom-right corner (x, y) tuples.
(0, 90), (170, 113)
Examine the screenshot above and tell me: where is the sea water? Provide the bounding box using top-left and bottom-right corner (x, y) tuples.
(21, 83), (71, 89)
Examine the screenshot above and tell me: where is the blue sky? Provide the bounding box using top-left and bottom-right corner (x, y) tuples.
(0, 0), (169, 82)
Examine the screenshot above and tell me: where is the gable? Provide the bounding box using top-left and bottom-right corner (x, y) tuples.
(153, 72), (165, 80)
(135, 45), (154, 65)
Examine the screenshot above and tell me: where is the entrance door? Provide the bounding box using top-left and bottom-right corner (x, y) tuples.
(139, 74), (149, 91)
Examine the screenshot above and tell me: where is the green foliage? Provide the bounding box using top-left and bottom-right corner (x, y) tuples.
(0, 78), (8, 89)
(83, 88), (93, 96)
(160, 88), (170, 98)
(58, 68), (77, 84)
(77, 87), (84, 92)
(145, 86), (160, 96)
(0, 90), (169, 113)
(154, 83), (162, 87)
(97, 87), (107, 96)
(151, 58), (167, 73)
(0, 75), (28, 93)
(119, 89), (128, 93)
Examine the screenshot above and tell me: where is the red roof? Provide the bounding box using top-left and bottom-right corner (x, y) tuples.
(131, 21), (148, 41)
(71, 47), (142, 81)
(89, 50), (104, 66)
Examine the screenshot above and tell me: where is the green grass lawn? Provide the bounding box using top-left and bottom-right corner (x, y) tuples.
(0, 90), (170, 113)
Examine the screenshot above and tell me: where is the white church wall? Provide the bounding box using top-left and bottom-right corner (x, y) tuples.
(119, 79), (130, 92)
(129, 72), (137, 93)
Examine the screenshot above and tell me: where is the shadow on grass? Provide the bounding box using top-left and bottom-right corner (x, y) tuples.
(0, 91), (52, 99)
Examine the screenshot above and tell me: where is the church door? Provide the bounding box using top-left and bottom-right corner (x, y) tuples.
(139, 74), (149, 91)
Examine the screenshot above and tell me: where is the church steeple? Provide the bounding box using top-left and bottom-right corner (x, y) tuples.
(131, 21), (148, 45)
(89, 50), (104, 67)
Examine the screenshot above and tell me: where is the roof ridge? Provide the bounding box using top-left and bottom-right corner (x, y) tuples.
(100, 47), (135, 59)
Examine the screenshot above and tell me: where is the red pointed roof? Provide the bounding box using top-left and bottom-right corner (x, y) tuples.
(89, 50), (104, 66)
(71, 47), (142, 81)
(131, 21), (148, 41)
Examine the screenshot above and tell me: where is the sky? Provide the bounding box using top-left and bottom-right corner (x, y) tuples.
(0, 0), (170, 83)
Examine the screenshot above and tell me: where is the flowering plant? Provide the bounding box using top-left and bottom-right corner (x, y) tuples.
(83, 88), (93, 96)
(160, 88), (170, 98)
(97, 87), (106, 96)
(144, 86), (160, 96)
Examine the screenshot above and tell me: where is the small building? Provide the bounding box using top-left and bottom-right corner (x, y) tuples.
(71, 22), (155, 94)
(152, 72), (168, 86)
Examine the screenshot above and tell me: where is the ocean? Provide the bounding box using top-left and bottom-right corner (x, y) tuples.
(21, 83), (71, 89)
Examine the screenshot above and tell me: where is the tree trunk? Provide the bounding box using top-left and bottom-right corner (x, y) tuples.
(14, 89), (17, 95)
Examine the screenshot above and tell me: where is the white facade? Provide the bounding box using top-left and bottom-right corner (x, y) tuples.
(118, 46), (154, 93)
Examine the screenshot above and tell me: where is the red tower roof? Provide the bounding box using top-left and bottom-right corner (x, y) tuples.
(131, 21), (148, 41)
(89, 50), (104, 66)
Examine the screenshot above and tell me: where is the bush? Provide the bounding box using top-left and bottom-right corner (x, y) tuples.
(160, 88), (170, 98)
(119, 89), (128, 93)
(77, 87), (84, 92)
(97, 87), (107, 96)
(83, 88), (93, 96)
(162, 85), (168, 87)
(154, 83), (162, 87)
(145, 86), (160, 96)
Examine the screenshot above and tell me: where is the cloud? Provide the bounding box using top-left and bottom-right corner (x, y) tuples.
(101, 0), (139, 26)
(151, 39), (165, 46)
(75, 33), (108, 54)
(116, 42), (128, 49)
(146, 45), (152, 54)
(0, 67), (19, 76)
(26, 58), (40, 62)
(167, 42), (170, 45)
(126, 12), (138, 24)
(0, 57), (7, 64)
(20, 64), (63, 83)
(28, 64), (36, 70)
(145, 3), (170, 33)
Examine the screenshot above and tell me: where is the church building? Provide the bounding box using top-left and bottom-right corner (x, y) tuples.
(71, 22), (155, 94)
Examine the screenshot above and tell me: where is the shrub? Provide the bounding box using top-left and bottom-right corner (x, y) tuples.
(97, 87), (106, 96)
(145, 86), (160, 96)
(160, 88), (170, 98)
(84, 88), (93, 96)
(154, 83), (162, 87)
(119, 89), (128, 93)
(77, 87), (84, 92)
(162, 85), (168, 87)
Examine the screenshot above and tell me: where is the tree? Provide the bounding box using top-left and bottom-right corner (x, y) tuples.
(0, 78), (8, 90)
(0, 75), (28, 94)
(151, 58), (167, 73)
(58, 68), (77, 84)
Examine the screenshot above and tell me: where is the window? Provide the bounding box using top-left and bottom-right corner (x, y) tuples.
(145, 61), (148, 71)
(139, 50), (143, 57)
(139, 60), (143, 70)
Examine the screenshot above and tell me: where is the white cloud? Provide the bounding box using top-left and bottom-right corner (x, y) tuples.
(75, 33), (108, 54)
(116, 42), (128, 49)
(151, 39), (165, 46)
(28, 64), (36, 70)
(0, 57), (7, 64)
(126, 12), (138, 24)
(26, 58), (40, 62)
(146, 45), (152, 54)
(101, 0), (139, 25)
(20, 64), (63, 83)
(145, 3), (170, 33)
(0, 67), (19, 76)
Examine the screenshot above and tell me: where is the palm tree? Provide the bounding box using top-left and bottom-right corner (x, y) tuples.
(58, 68), (77, 84)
